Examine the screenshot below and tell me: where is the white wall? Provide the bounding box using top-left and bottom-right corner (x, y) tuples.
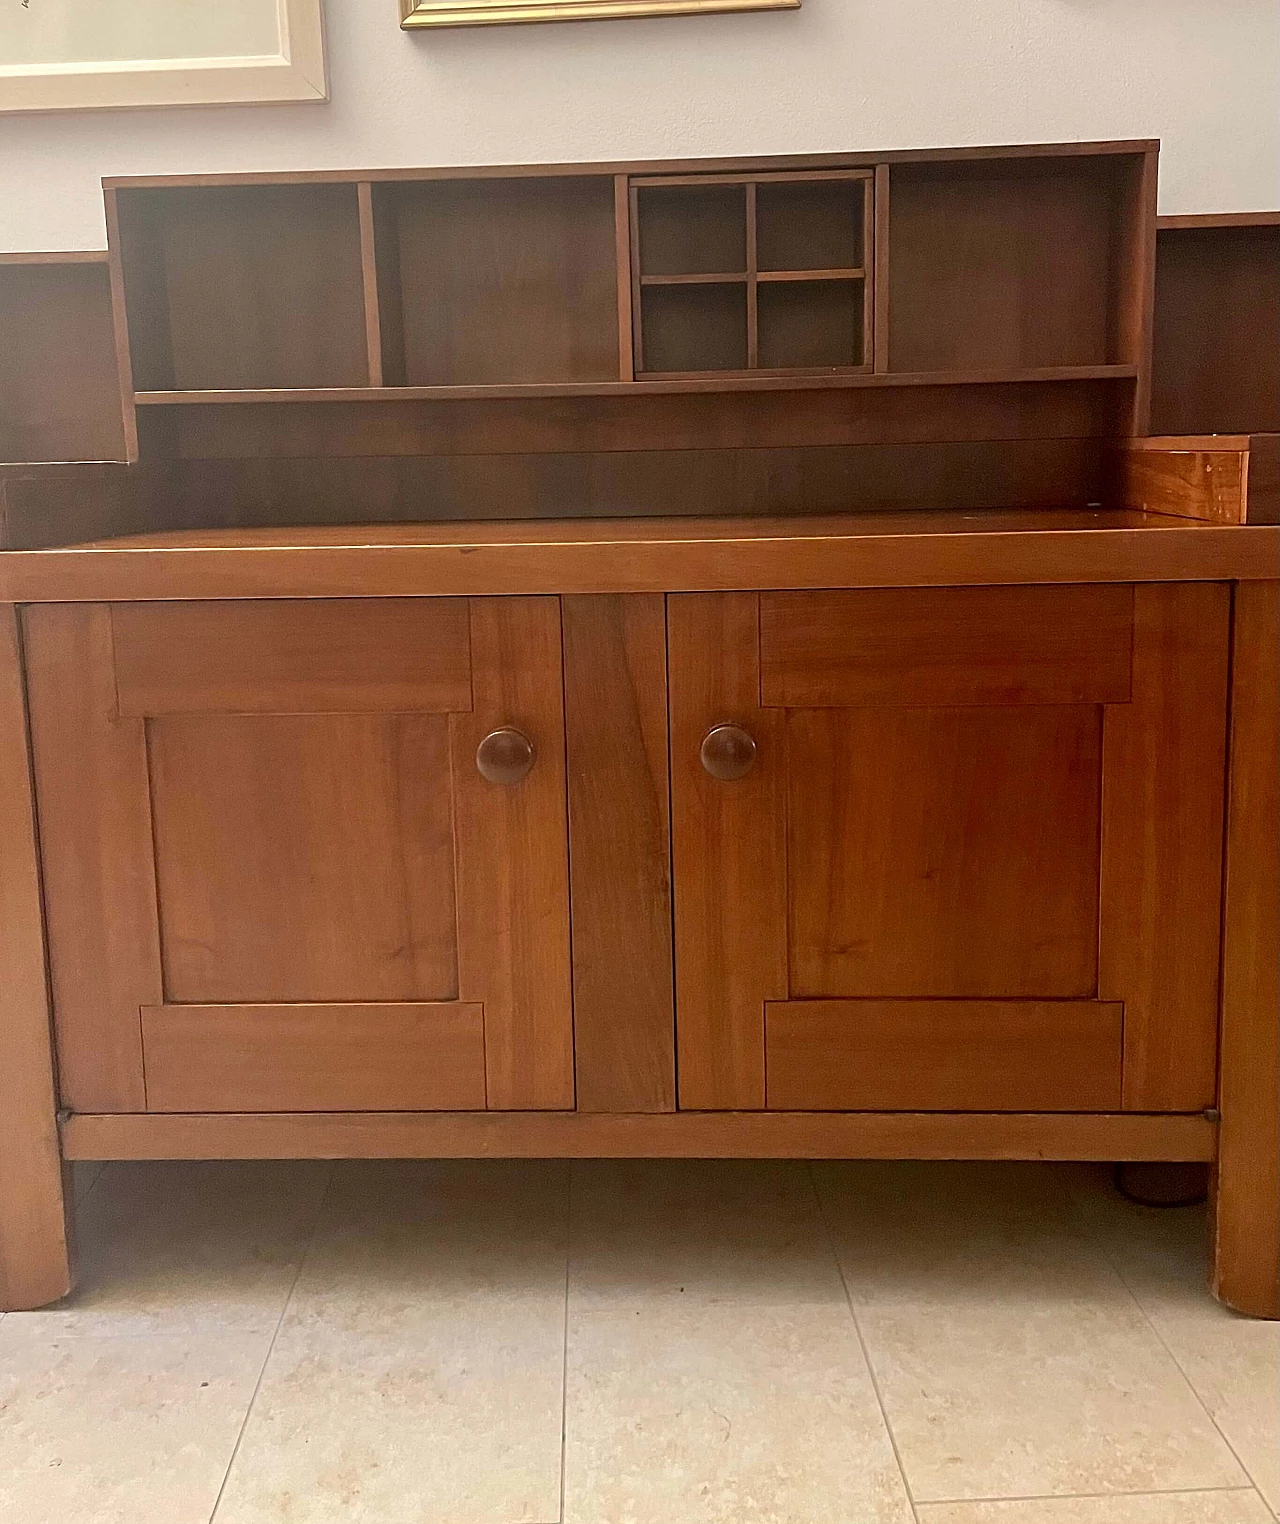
(1, 0), (1275, 251)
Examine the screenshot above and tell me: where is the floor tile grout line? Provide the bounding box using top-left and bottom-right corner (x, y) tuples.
(205, 1161), (336, 1524)
(558, 1159), (573, 1524)
(1118, 1269), (1277, 1513)
(806, 1161), (921, 1524)
(1082, 1205), (1270, 1508)
(917, 1482), (1274, 1506)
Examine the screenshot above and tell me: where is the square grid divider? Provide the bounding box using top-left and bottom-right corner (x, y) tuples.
(629, 170), (874, 378)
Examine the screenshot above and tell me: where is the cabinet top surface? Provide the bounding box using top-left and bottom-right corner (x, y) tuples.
(2, 509), (1273, 603)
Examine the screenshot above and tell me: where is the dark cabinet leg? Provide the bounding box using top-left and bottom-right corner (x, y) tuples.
(1212, 582), (1279, 1319)
(0, 605), (71, 1312)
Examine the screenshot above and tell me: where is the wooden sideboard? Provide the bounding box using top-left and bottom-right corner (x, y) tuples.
(1, 145), (1276, 1319)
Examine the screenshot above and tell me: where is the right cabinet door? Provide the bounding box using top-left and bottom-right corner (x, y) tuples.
(669, 584), (1230, 1113)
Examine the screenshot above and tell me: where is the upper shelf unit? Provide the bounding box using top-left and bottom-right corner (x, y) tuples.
(102, 143), (1157, 450)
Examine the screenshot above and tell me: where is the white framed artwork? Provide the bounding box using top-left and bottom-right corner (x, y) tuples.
(0, 0), (326, 112)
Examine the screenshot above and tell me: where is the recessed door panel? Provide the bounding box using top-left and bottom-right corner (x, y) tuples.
(149, 712), (458, 1005)
(787, 705), (1102, 999)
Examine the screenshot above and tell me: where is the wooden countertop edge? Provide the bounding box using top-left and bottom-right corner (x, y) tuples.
(2, 521), (1276, 600)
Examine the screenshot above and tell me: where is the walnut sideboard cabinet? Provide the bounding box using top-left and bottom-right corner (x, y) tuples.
(1, 144), (1276, 1319)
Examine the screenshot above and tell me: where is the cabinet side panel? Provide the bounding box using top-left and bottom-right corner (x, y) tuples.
(0, 606), (71, 1310)
(22, 605), (158, 1112)
(563, 594), (675, 1112)
(1100, 582), (1231, 1109)
(453, 597), (574, 1110)
(1212, 581), (1280, 1318)
(668, 593), (786, 1109)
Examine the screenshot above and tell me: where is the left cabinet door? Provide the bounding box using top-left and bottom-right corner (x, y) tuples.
(23, 598), (574, 1115)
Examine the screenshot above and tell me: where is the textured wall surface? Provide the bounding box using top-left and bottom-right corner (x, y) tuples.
(0, 0), (1275, 250)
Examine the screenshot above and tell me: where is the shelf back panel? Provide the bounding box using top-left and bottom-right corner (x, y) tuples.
(116, 185), (369, 392)
(1151, 223), (1280, 435)
(886, 157), (1138, 373)
(0, 263), (125, 464)
(380, 177), (619, 387)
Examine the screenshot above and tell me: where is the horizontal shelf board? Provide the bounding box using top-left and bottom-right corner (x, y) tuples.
(0, 249), (110, 267)
(1157, 211), (1279, 231)
(634, 169), (875, 189)
(637, 366), (874, 381)
(639, 272), (748, 285)
(133, 364), (1139, 406)
(756, 268), (866, 282)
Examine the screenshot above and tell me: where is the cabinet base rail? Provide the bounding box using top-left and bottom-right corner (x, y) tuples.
(61, 1109), (1215, 1162)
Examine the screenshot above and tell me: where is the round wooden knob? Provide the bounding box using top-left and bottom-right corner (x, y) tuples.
(476, 727), (535, 785)
(700, 723), (756, 781)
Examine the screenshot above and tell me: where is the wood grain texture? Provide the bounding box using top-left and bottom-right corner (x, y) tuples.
(1151, 222), (1279, 436)
(99, 144), (1161, 191)
(0, 606), (71, 1311)
(119, 184), (369, 391)
(111, 598), (471, 715)
(385, 177), (619, 385)
(1245, 432), (1279, 526)
(0, 261), (126, 464)
(22, 603), (159, 1111)
(761, 584), (1132, 708)
(613, 175), (634, 382)
(765, 1000), (1124, 1111)
(102, 188), (141, 462)
(6, 513), (1272, 604)
(148, 712), (459, 1005)
(141, 1003), (486, 1113)
(1113, 147), (1159, 433)
(142, 374), (1122, 455)
(1212, 581), (1280, 1318)
(562, 595), (674, 1112)
(452, 597), (574, 1109)
(1114, 439), (1249, 524)
(357, 183), (385, 387)
(1100, 582), (1231, 1110)
(887, 157), (1133, 372)
(787, 705), (1102, 999)
(668, 593), (786, 1108)
(61, 1108), (1215, 1164)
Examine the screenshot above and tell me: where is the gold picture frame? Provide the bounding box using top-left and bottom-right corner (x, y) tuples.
(401, 0), (798, 28)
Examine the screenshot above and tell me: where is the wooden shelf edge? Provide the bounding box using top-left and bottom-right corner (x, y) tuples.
(132, 364), (1139, 407)
(1157, 212), (1279, 231)
(0, 250), (109, 267)
(61, 1108), (1216, 1162)
(101, 143), (1160, 191)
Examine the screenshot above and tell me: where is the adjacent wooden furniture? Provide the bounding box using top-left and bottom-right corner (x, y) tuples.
(0, 144), (1276, 1320)
(0, 254), (125, 465)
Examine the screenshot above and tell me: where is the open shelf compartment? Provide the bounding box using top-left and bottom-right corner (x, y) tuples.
(882, 153), (1154, 375)
(112, 183), (371, 393)
(631, 171), (873, 377)
(368, 175), (621, 387)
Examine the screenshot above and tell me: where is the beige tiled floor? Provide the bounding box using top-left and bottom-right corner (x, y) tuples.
(1, 1160), (1275, 1523)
